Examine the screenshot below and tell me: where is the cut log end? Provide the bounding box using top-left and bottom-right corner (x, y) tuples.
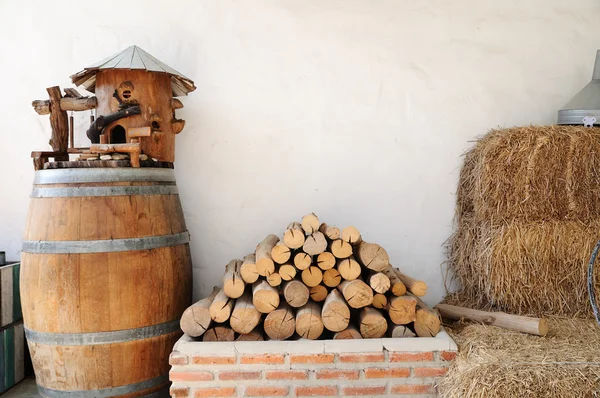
(301, 213), (320, 235)
(283, 280), (310, 308)
(309, 285), (328, 302)
(301, 266), (324, 287)
(294, 252), (312, 270)
(341, 226), (362, 245)
(331, 239), (353, 259)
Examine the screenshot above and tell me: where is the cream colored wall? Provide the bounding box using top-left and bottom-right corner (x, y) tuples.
(1, 0), (599, 305)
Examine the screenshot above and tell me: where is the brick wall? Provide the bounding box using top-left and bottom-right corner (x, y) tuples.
(169, 331), (457, 397)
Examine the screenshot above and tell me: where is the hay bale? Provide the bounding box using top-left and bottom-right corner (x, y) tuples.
(438, 318), (600, 398)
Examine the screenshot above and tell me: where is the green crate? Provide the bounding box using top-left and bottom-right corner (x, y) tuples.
(0, 321), (25, 393)
(1, 262), (21, 328)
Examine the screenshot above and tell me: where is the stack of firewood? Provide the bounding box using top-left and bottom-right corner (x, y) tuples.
(180, 213), (441, 341)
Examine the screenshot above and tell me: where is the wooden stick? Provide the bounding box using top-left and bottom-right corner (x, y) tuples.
(394, 268), (427, 297)
(252, 280), (280, 314)
(267, 272), (282, 287)
(337, 256), (361, 281)
(309, 285), (328, 302)
(331, 239), (352, 259)
(333, 326), (362, 339)
(341, 226), (362, 245)
(264, 302), (296, 340)
(383, 267), (407, 296)
(283, 280), (309, 308)
(255, 234), (280, 276)
(279, 264), (297, 281)
(209, 289), (234, 323)
(301, 266), (323, 287)
(202, 326), (235, 342)
(296, 301), (324, 339)
(435, 303), (548, 336)
(359, 307), (387, 338)
(236, 328), (264, 341)
(387, 325), (416, 338)
(284, 222), (305, 249)
(387, 295), (417, 325)
(321, 289), (350, 332)
(230, 291), (261, 334)
(322, 268), (341, 288)
(301, 213), (320, 235)
(372, 293), (388, 309)
(355, 242), (389, 272)
(368, 272), (391, 294)
(319, 223), (340, 240)
(240, 254), (259, 284)
(303, 232), (328, 256)
(294, 252), (312, 270)
(316, 252), (336, 270)
(271, 241), (291, 264)
(180, 287), (220, 337)
(337, 279), (373, 309)
(223, 259), (245, 299)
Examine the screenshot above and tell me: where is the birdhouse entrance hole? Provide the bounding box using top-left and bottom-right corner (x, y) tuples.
(110, 125), (127, 144)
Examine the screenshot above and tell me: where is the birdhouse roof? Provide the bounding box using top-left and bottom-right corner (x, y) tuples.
(70, 45), (196, 97)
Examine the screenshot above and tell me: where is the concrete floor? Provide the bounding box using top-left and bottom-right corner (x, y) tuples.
(2, 377), (40, 398)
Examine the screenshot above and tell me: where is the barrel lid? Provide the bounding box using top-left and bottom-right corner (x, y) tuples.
(558, 50), (600, 125)
(33, 168), (176, 185)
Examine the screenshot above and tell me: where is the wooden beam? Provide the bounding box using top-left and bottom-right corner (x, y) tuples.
(32, 96), (98, 115)
(46, 86), (69, 155)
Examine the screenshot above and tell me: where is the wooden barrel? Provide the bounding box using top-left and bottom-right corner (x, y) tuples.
(20, 168), (192, 398)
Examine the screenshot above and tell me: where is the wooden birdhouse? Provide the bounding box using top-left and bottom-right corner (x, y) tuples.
(31, 46), (195, 169)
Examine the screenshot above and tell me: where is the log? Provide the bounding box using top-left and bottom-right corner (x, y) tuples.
(301, 213), (320, 235)
(46, 86), (69, 154)
(264, 302), (296, 340)
(283, 280), (310, 308)
(32, 96), (98, 115)
(252, 280), (280, 314)
(337, 256), (361, 281)
(372, 293), (388, 309)
(223, 259), (245, 299)
(90, 143), (141, 167)
(413, 298), (441, 337)
(267, 272), (282, 287)
(341, 226), (362, 245)
(271, 241), (291, 264)
(387, 325), (416, 338)
(319, 223), (340, 240)
(321, 290), (350, 332)
(322, 268), (341, 288)
(209, 288), (235, 323)
(355, 242), (390, 272)
(294, 252), (312, 270)
(435, 303), (548, 336)
(382, 267), (407, 296)
(387, 295), (417, 325)
(202, 326), (235, 342)
(309, 285), (328, 302)
(301, 266), (323, 287)
(333, 326), (362, 339)
(279, 264), (297, 281)
(359, 307), (387, 338)
(236, 328), (264, 341)
(394, 268), (427, 297)
(331, 239), (353, 259)
(303, 232), (328, 256)
(316, 252), (336, 270)
(337, 279), (373, 309)
(368, 272), (391, 294)
(180, 286), (220, 337)
(240, 254), (259, 284)
(64, 87), (83, 98)
(295, 301), (324, 339)
(283, 222), (305, 249)
(255, 234), (280, 276)
(230, 291), (261, 334)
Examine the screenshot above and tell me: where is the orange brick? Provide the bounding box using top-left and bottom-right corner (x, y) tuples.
(194, 388), (236, 397)
(342, 385), (386, 396)
(389, 352), (434, 362)
(290, 353), (335, 364)
(192, 356), (235, 365)
(338, 352), (385, 363)
(441, 351), (458, 361)
(266, 370), (309, 380)
(414, 367), (449, 377)
(240, 354), (285, 365)
(245, 386), (289, 396)
(169, 352), (188, 365)
(295, 386), (338, 396)
(170, 371), (213, 381)
(316, 369), (359, 380)
(391, 384), (435, 394)
(364, 367), (410, 378)
(170, 387), (190, 398)
(218, 371), (261, 380)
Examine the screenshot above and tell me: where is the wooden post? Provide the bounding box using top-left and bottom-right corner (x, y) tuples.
(46, 86), (69, 158)
(69, 112), (74, 149)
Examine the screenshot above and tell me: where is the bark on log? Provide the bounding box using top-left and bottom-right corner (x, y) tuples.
(387, 295), (417, 325)
(368, 272), (391, 294)
(359, 307), (387, 338)
(383, 267), (407, 296)
(394, 268), (427, 297)
(230, 291), (261, 334)
(209, 288), (235, 323)
(337, 279), (373, 309)
(309, 285), (328, 302)
(301, 266), (323, 287)
(252, 280), (280, 314)
(236, 328), (264, 341)
(294, 252), (312, 270)
(303, 232), (328, 256)
(279, 264), (297, 281)
(372, 293), (388, 309)
(255, 234), (280, 276)
(337, 256), (361, 281)
(316, 251), (336, 270)
(296, 301), (324, 339)
(355, 242), (390, 272)
(271, 242), (291, 264)
(240, 253), (259, 284)
(321, 289), (350, 332)
(331, 239), (353, 259)
(301, 213), (320, 235)
(333, 326), (362, 339)
(202, 326), (235, 342)
(284, 222), (305, 249)
(434, 303), (548, 336)
(319, 223), (340, 240)
(322, 268), (342, 288)
(223, 259), (245, 299)
(283, 280), (309, 308)
(264, 302), (296, 340)
(267, 272), (282, 287)
(46, 86), (69, 153)
(180, 286), (220, 337)
(341, 226), (362, 245)
(387, 324), (416, 338)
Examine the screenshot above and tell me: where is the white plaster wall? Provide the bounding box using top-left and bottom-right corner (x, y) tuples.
(1, 0), (599, 305)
